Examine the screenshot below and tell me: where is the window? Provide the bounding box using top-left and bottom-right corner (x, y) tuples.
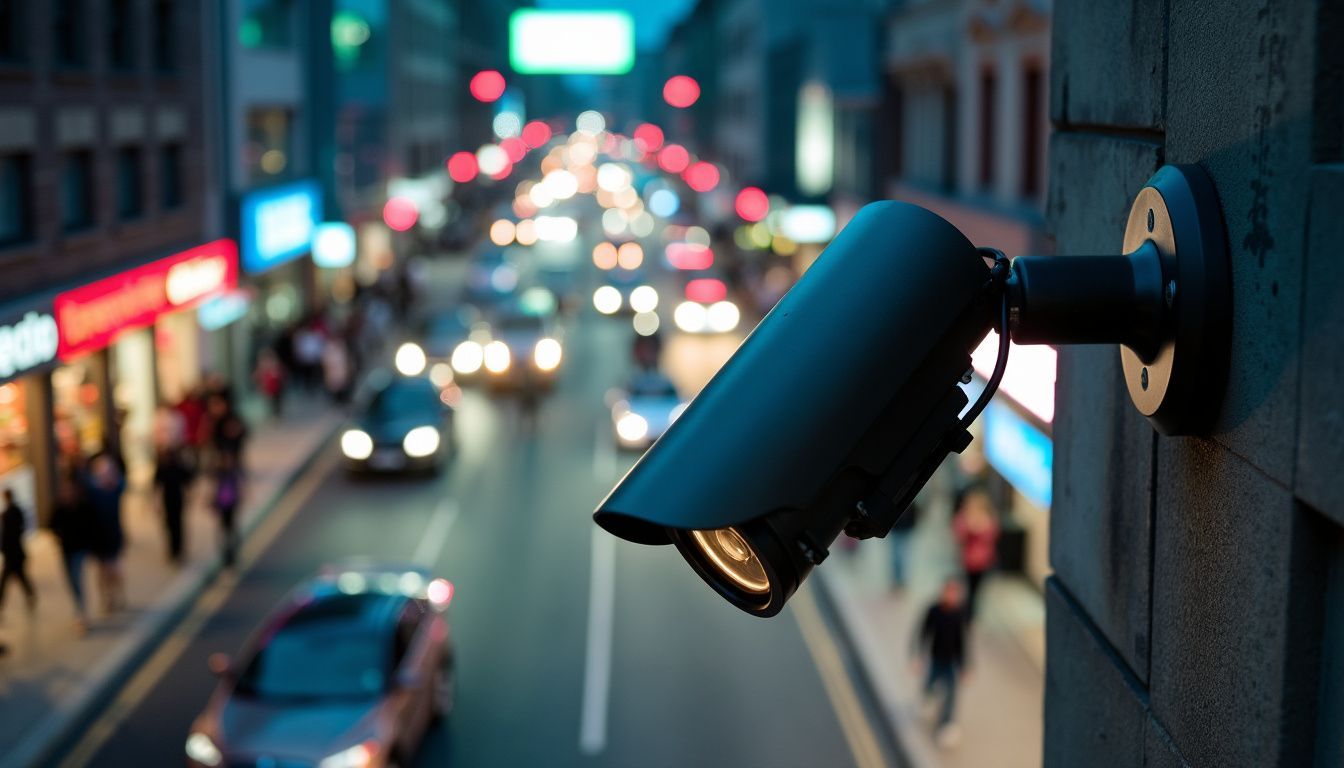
(0, 154), (32, 246)
(979, 68), (996, 189)
(108, 0), (136, 70)
(160, 144), (183, 209)
(152, 0), (176, 72)
(52, 0), (86, 68)
(1022, 65), (1044, 199)
(240, 0), (293, 49)
(0, 0), (25, 63)
(61, 150), (95, 231)
(246, 107), (293, 183)
(116, 146), (143, 220)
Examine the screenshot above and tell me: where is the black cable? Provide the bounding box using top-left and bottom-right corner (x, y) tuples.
(960, 251), (1012, 429)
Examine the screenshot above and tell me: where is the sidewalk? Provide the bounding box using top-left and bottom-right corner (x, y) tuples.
(0, 393), (343, 768)
(816, 467), (1045, 768)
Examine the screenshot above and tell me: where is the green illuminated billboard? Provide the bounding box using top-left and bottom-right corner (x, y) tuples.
(509, 10), (635, 75)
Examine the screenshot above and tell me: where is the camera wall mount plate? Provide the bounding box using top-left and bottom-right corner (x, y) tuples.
(1119, 165), (1230, 435)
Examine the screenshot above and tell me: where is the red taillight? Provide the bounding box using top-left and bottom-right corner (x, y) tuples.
(428, 579), (453, 609)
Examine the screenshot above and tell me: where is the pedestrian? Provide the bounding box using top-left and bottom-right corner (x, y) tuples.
(176, 385), (209, 463)
(50, 458), (92, 633)
(951, 486), (1000, 621)
(208, 394), (248, 465)
(253, 349), (287, 418)
(85, 453), (127, 614)
(154, 445), (194, 565)
(889, 500), (920, 591)
(917, 578), (969, 748)
(321, 335), (352, 403)
(213, 452), (242, 568)
(292, 320), (326, 390)
(0, 489), (37, 616)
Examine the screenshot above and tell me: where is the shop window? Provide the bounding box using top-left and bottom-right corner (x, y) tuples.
(240, 0), (293, 49)
(0, 0), (25, 64)
(152, 0), (176, 73)
(160, 143), (183, 210)
(0, 382), (27, 477)
(979, 67), (996, 190)
(0, 153), (32, 247)
(116, 146), (144, 220)
(52, 0), (86, 68)
(108, 0), (136, 71)
(246, 107), (293, 183)
(61, 150), (95, 232)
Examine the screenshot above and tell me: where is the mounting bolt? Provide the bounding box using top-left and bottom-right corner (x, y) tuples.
(1141, 367), (1149, 390)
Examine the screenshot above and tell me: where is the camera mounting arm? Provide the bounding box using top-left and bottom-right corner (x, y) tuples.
(1002, 164), (1230, 436)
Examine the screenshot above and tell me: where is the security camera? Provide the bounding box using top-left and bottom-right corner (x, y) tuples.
(595, 164), (1229, 618)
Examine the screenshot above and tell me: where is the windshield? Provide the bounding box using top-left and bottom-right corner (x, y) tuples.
(368, 380), (437, 420)
(236, 598), (392, 700)
(495, 314), (545, 333)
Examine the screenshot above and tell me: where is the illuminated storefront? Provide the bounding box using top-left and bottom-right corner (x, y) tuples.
(53, 239), (239, 482)
(0, 300), (61, 524)
(239, 180), (322, 329)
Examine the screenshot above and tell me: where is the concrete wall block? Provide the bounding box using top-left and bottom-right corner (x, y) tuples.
(1048, 131), (1162, 681)
(1049, 0), (1164, 130)
(1296, 168), (1344, 522)
(1166, 0), (1314, 485)
(1149, 439), (1306, 766)
(1044, 578), (1146, 768)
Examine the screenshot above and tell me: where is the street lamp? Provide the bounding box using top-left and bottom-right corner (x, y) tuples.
(594, 165), (1229, 617)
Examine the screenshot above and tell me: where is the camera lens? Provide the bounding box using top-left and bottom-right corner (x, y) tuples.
(690, 527), (769, 594)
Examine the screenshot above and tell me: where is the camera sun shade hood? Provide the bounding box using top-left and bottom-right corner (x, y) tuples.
(594, 201), (996, 545)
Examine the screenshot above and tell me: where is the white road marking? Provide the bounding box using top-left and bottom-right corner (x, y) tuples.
(593, 422), (617, 482)
(413, 497), (460, 567)
(579, 525), (617, 755)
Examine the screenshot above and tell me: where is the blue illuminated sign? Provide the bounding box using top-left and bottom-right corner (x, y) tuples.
(197, 291), (251, 331)
(240, 180), (322, 273)
(311, 222), (357, 269)
(983, 401), (1053, 509)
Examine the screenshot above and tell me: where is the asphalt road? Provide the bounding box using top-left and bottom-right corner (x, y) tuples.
(58, 247), (898, 768)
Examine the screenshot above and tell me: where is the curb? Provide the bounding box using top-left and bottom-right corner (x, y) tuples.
(813, 567), (939, 768)
(11, 417), (343, 768)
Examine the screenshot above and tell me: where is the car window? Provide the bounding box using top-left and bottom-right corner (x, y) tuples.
(495, 314), (544, 333)
(236, 598), (396, 700)
(369, 380), (437, 420)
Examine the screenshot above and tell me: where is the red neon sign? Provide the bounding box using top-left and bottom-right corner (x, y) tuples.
(55, 239), (239, 359)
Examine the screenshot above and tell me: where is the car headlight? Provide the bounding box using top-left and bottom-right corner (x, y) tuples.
(451, 340), (484, 374)
(593, 286), (622, 315)
(403, 426), (441, 458)
(341, 429), (374, 460)
(395, 342), (427, 376)
(483, 340), (511, 373)
(707, 301), (740, 332)
(318, 741), (378, 768)
(629, 285), (659, 314)
(534, 338), (563, 371)
(674, 301), (708, 333)
(185, 732), (222, 766)
(616, 412), (649, 443)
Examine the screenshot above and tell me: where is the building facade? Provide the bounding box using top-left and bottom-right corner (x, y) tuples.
(1045, 1), (1344, 765)
(0, 1), (231, 517)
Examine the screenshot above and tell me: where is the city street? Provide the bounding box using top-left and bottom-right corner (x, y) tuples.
(52, 271), (896, 767)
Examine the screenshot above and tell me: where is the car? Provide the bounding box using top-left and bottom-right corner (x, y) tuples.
(609, 371), (687, 451)
(340, 371), (454, 474)
(185, 566), (455, 768)
(591, 267), (653, 317)
(672, 275), (740, 334)
(478, 308), (564, 391)
(462, 246), (521, 310)
(419, 307), (491, 384)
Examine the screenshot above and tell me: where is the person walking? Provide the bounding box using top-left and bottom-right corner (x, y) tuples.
(253, 350), (287, 419)
(889, 500), (920, 591)
(50, 459), (92, 633)
(208, 394), (248, 466)
(86, 453), (127, 614)
(0, 489), (37, 616)
(154, 445), (194, 565)
(322, 335), (352, 403)
(917, 578), (970, 748)
(213, 453), (242, 568)
(951, 486), (1000, 621)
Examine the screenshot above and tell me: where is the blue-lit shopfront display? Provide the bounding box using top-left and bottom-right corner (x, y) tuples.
(982, 401), (1053, 509)
(240, 180), (323, 273)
